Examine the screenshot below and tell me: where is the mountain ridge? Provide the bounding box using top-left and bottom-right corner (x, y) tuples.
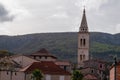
(0, 32), (120, 63)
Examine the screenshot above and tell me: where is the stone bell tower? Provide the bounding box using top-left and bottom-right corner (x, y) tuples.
(78, 8), (89, 67)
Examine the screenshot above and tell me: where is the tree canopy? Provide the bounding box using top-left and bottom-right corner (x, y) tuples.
(71, 70), (83, 80)
(32, 69), (43, 80)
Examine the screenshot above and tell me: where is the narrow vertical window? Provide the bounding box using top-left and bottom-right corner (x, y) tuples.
(15, 72), (17, 75)
(80, 39), (82, 46)
(83, 55), (85, 60)
(83, 39), (86, 46)
(80, 55), (82, 61)
(34, 56), (36, 59)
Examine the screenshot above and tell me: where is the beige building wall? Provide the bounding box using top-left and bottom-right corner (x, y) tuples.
(26, 73), (32, 80)
(25, 73), (71, 80)
(0, 71), (10, 80)
(50, 75), (71, 80)
(12, 72), (25, 80)
(64, 75), (71, 80)
(0, 71), (25, 80)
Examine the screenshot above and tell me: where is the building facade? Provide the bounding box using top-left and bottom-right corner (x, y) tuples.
(110, 62), (120, 80)
(81, 59), (110, 80)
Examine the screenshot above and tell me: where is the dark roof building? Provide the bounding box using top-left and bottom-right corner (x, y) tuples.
(81, 59), (110, 80)
(30, 48), (57, 61)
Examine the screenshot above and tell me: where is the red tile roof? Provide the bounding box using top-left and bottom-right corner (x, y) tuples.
(21, 61), (71, 75)
(84, 74), (97, 80)
(30, 48), (57, 59)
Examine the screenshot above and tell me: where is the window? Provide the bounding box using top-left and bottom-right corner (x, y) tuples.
(64, 66), (67, 70)
(39, 56), (41, 59)
(7, 72), (9, 75)
(15, 72), (17, 75)
(83, 55), (85, 60)
(80, 39), (82, 46)
(91, 70), (94, 73)
(80, 55), (82, 60)
(100, 64), (103, 68)
(60, 76), (64, 80)
(45, 56), (47, 59)
(34, 56), (36, 59)
(83, 39), (86, 46)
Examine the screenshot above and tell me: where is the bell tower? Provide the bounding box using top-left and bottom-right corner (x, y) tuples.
(78, 8), (89, 67)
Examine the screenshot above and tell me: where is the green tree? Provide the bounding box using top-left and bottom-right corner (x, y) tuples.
(71, 70), (83, 80)
(32, 69), (43, 80)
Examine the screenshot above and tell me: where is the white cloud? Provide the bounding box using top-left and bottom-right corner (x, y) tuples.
(116, 24), (120, 33)
(0, 27), (11, 35)
(50, 12), (69, 19)
(0, 0), (119, 35)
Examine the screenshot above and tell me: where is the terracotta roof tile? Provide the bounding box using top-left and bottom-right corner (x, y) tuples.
(84, 74), (97, 80)
(22, 61), (71, 75)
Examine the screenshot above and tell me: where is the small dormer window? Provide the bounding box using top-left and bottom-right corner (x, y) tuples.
(91, 70), (94, 73)
(15, 72), (17, 75)
(45, 56), (47, 59)
(64, 66), (67, 70)
(100, 64), (103, 68)
(34, 56), (36, 59)
(39, 56), (41, 59)
(7, 72), (9, 75)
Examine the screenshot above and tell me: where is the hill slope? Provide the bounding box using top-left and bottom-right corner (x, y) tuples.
(0, 32), (120, 63)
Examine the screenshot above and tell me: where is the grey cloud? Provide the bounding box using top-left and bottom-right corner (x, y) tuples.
(77, 0), (120, 33)
(4, 0), (119, 35)
(21, 0), (120, 33)
(0, 3), (14, 22)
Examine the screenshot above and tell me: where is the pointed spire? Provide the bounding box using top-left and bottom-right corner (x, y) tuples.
(79, 8), (88, 32)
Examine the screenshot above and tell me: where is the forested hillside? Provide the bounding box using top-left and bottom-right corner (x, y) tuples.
(0, 32), (120, 63)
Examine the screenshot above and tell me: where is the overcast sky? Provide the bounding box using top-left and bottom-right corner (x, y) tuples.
(0, 0), (119, 35)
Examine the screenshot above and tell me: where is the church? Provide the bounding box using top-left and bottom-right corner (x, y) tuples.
(77, 8), (89, 68)
(77, 8), (110, 80)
